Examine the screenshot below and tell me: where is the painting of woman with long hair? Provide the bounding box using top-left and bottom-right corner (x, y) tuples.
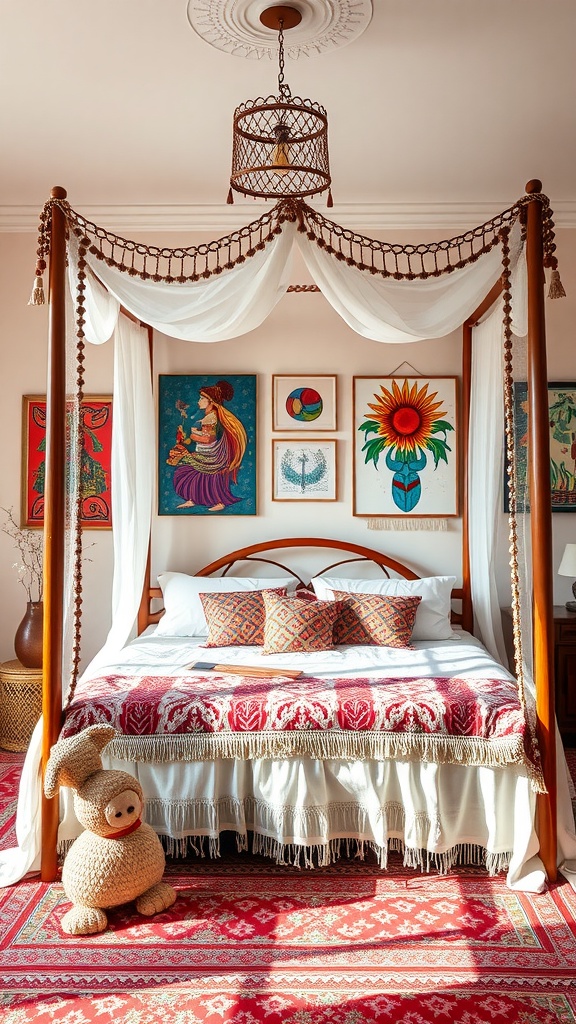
(158, 375), (256, 516)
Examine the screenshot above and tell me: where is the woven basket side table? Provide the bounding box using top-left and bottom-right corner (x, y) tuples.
(0, 659), (43, 752)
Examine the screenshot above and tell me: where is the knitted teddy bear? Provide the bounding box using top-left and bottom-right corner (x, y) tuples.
(44, 723), (177, 935)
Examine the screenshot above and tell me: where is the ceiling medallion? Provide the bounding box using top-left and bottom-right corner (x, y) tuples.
(186, 0), (373, 59)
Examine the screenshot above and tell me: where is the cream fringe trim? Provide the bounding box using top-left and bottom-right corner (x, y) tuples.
(367, 518), (448, 531)
(58, 830), (511, 876)
(107, 731), (545, 792)
(57, 795), (512, 876)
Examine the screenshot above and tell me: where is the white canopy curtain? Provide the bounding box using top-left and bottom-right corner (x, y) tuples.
(70, 220), (522, 678)
(468, 249), (528, 667)
(1, 193), (565, 887)
(73, 219), (523, 671)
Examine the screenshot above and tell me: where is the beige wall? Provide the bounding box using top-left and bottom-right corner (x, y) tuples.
(1, 226), (575, 668)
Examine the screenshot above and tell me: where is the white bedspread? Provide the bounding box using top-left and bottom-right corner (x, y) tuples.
(82, 627), (513, 681)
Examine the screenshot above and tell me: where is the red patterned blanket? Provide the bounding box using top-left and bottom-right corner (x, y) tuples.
(61, 671), (543, 789)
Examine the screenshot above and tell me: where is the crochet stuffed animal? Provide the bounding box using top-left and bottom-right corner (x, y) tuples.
(44, 724), (176, 935)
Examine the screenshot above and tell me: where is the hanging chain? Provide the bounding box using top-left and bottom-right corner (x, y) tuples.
(277, 19), (290, 99)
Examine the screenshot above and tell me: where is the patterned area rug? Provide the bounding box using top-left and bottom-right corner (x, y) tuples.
(2, 753), (576, 1023)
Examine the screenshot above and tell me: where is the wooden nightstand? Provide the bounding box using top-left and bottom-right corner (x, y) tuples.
(501, 606), (576, 743)
(0, 659), (43, 751)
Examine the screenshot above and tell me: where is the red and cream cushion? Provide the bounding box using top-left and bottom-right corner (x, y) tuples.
(262, 591), (341, 654)
(332, 591), (422, 647)
(200, 588), (287, 647)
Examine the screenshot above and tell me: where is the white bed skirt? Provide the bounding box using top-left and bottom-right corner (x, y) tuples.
(57, 753), (538, 884)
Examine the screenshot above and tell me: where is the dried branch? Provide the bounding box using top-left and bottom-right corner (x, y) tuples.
(0, 506), (43, 602)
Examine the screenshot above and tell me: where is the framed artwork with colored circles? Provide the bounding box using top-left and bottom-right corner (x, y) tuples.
(272, 375), (337, 432)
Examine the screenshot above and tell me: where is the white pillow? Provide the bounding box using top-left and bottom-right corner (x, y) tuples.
(155, 572), (297, 637)
(311, 574), (458, 641)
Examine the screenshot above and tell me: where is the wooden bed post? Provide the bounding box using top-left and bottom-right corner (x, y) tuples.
(40, 186), (68, 881)
(525, 178), (557, 881)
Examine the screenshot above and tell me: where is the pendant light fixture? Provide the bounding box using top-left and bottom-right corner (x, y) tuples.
(228, 5), (332, 205)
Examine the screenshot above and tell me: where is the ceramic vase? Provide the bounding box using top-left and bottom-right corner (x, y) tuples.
(14, 600), (44, 669)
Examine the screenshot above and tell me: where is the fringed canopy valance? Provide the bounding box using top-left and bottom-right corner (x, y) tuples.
(32, 190), (564, 290)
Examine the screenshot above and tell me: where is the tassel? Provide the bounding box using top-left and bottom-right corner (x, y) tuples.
(28, 275), (45, 305)
(327, 188), (333, 208)
(367, 517), (448, 531)
(226, 187), (234, 205)
(548, 268), (566, 299)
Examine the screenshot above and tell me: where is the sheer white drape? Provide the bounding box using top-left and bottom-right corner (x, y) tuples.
(83, 223), (507, 346)
(0, 312), (152, 886)
(83, 223), (295, 341)
(82, 317), (154, 675)
(469, 309), (509, 665)
(296, 232), (506, 343)
(69, 236), (155, 668)
(468, 250), (528, 665)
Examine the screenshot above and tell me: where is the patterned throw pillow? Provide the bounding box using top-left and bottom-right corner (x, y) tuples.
(200, 588), (287, 647)
(262, 591), (341, 654)
(332, 591), (422, 647)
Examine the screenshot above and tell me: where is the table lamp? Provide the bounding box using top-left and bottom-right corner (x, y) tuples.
(558, 543), (576, 611)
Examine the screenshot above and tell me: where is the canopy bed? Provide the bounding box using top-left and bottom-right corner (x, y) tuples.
(54, 534), (548, 884)
(2, 178), (574, 893)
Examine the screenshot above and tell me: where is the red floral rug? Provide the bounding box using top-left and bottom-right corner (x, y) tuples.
(2, 753), (576, 1023)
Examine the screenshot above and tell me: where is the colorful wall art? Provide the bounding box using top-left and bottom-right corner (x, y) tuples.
(21, 395), (113, 529)
(272, 440), (337, 501)
(353, 376), (459, 519)
(505, 381), (576, 512)
(158, 374), (257, 516)
(272, 375), (337, 431)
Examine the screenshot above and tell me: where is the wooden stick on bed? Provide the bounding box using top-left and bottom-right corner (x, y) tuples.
(189, 661), (302, 678)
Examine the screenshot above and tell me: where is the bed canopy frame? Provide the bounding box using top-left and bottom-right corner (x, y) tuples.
(37, 179), (559, 883)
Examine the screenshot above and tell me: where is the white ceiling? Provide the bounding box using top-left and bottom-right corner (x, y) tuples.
(1, 0), (575, 230)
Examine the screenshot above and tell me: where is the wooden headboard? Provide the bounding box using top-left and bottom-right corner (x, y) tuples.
(139, 536), (469, 633)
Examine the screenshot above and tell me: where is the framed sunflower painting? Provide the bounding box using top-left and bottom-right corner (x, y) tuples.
(353, 376), (459, 519)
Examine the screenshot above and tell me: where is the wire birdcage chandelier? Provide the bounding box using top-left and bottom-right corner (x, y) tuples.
(228, 5), (332, 205)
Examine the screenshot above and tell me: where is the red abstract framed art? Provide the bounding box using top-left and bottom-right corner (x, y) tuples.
(21, 395), (113, 529)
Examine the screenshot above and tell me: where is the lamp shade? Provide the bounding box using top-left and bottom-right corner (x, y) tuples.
(228, 6), (331, 205)
(230, 94), (331, 202)
(558, 543), (576, 577)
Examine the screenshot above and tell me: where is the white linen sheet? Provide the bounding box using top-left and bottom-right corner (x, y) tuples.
(72, 626), (514, 682)
(56, 630), (558, 889)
